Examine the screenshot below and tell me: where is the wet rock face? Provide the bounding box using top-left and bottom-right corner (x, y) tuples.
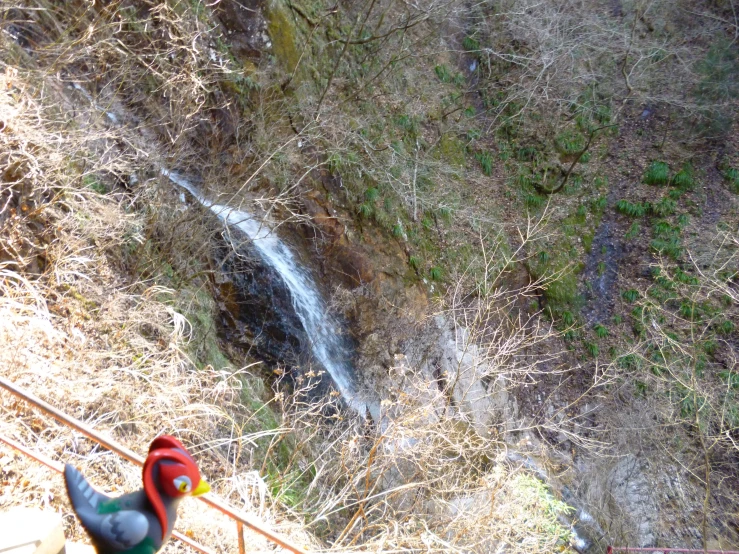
(212, 0), (269, 59)
(211, 228), (308, 369)
(607, 455), (659, 548)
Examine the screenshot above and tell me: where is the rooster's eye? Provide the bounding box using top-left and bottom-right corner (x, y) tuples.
(173, 475), (192, 493)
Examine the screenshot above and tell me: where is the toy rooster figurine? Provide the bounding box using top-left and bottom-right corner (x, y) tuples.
(64, 435), (210, 554)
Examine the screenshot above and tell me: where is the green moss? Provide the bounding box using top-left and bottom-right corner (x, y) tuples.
(266, 0), (304, 78)
(436, 134), (466, 166)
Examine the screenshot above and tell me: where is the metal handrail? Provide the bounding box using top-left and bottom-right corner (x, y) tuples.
(0, 375), (309, 554)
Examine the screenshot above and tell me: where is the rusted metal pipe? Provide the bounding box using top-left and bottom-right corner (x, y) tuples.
(0, 432), (215, 554)
(0, 375), (309, 554)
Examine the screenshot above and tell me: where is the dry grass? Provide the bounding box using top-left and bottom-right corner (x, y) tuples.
(0, 2), (633, 553)
(0, 4), (320, 552)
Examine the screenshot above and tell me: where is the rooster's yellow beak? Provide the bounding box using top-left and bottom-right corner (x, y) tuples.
(192, 479), (211, 497)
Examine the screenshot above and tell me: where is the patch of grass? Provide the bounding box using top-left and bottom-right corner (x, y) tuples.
(429, 266), (442, 281)
(725, 167), (739, 193)
(462, 35), (480, 52)
(591, 196), (607, 212)
(555, 129), (586, 155)
(562, 310), (574, 326)
(82, 174), (107, 194)
(671, 164), (695, 189)
(679, 301), (700, 321)
(618, 353), (641, 371)
(674, 268), (699, 285)
(438, 206), (452, 222)
(364, 187), (380, 202)
(594, 323), (609, 338)
(475, 150), (494, 175)
(622, 289), (640, 302)
(644, 161), (670, 185)
(616, 199), (647, 217)
(394, 113), (419, 135)
(717, 320), (736, 335)
(625, 221), (640, 240)
(649, 197), (677, 217)
(651, 221), (682, 259)
(585, 341), (599, 357)
(435, 64), (453, 83)
(358, 202), (373, 218)
(517, 145), (538, 161)
(409, 255), (421, 270)
(525, 193), (546, 209)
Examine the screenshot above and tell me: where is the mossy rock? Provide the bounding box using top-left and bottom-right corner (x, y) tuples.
(265, 0), (305, 79)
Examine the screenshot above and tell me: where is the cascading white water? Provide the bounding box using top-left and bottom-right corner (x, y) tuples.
(162, 170), (368, 412)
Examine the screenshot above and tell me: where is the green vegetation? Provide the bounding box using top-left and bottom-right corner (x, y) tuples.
(651, 221), (683, 259)
(622, 289), (640, 303)
(616, 199), (647, 217)
(475, 150), (494, 176)
(725, 167), (739, 193)
(671, 164), (695, 189)
(644, 161), (670, 185)
(4, 0), (739, 550)
(649, 197), (676, 217)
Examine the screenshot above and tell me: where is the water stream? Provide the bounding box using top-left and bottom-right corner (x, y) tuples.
(162, 169), (369, 414)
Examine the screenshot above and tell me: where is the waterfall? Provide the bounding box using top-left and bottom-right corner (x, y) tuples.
(162, 170), (368, 413)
